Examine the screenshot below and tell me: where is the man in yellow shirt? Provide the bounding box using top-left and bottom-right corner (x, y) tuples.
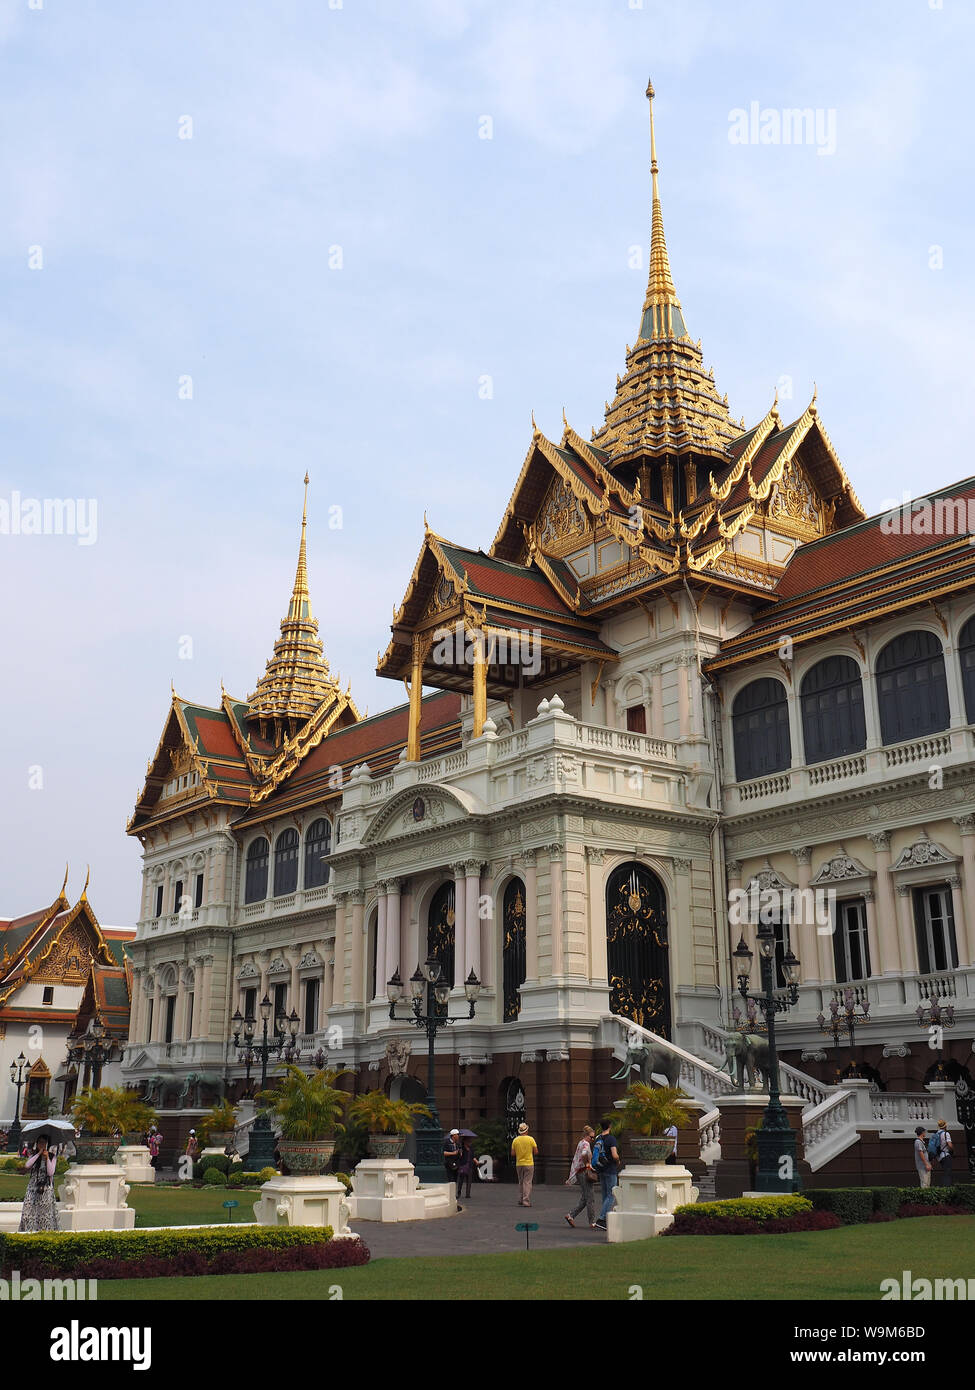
(511, 1122), (538, 1207)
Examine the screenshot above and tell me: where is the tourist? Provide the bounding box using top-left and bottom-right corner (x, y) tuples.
(456, 1135), (476, 1199)
(592, 1120), (620, 1231)
(511, 1122), (538, 1206)
(186, 1129), (200, 1161)
(664, 1122), (679, 1166)
(564, 1124), (597, 1229)
(443, 1128), (461, 1181)
(935, 1118), (954, 1185)
(914, 1127), (932, 1188)
(18, 1137), (59, 1233)
(147, 1127), (162, 1170)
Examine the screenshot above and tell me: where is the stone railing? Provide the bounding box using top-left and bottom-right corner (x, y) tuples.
(574, 724), (677, 763)
(871, 1093), (936, 1124)
(802, 1089), (857, 1168)
(603, 1016), (738, 1105)
(779, 1061), (836, 1109)
(884, 733), (951, 769)
(737, 772), (792, 802)
(807, 753), (866, 786)
(698, 1108), (721, 1164)
(915, 973), (956, 1001)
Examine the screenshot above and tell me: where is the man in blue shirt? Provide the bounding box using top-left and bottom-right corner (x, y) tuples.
(592, 1120), (620, 1231)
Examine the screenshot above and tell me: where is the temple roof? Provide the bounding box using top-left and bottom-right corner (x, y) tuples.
(0, 880), (133, 1012)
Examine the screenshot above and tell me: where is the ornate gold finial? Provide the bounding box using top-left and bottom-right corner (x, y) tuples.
(60, 863), (69, 898)
(531, 409), (539, 435)
(423, 511), (430, 534)
(81, 865), (90, 901)
(809, 383), (818, 415)
(562, 405), (569, 431)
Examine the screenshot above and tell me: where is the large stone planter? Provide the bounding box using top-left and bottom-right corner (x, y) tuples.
(606, 1163), (698, 1241)
(253, 1175), (352, 1233)
(278, 1139), (336, 1175)
(208, 1130), (236, 1148)
(628, 1136), (675, 1163)
(366, 1134), (407, 1159)
(73, 1134), (121, 1166)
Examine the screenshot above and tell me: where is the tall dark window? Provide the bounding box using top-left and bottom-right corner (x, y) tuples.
(304, 978), (320, 1034)
(273, 982), (287, 1029)
(800, 656), (866, 764)
(427, 882), (456, 987)
(833, 898), (870, 982)
(960, 614), (975, 723)
(626, 705), (647, 733)
(273, 829), (300, 897)
(244, 838), (269, 903)
(173, 880), (183, 914)
(185, 992), (194, 1038)
(164, 995), (176, 1043)
(913, 885), (958, 974)
(243, 987), (256, 1022)
(194, 873), (204, 908)
(304, 818), (332, 888)
(369, 909), (378, 1000)
(732, 678), (791, 781)
(502, 879), (527, 1021)
(876, 631), (950, 744)
(145, 998), (154, 1042)
(154, 885), (163, 918)
(605, 862), (670, 1035)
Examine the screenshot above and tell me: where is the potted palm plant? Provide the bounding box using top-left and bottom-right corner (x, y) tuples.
(346, 1089), (432, 1159)
(69, 1086), (129, 1164)
(256, 1065), (351, 1175)
(607, 1083), (693, 1163)
(118, 1093), (158, 1145)
(198, 1098), (238, 1148)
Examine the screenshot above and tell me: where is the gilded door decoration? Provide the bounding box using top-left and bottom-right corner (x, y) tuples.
(503, 1077), (526, 1145)
(538, 476), (588, 549)
(427, 881), (455, 986)
(605, 862), (671, 1037)
(502, 879), (527, 1022)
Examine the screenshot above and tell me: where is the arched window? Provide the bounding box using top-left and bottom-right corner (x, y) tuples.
(732, 678), (791, 781)
(304, 817), (332, 888)
(244, 837), (269, 904)
(960, 615), (975, 724)
(427, 882), (455, 987)
(273, 829), (299, 897)
(800, 656), (866, 764)
(605, 862), (670, 1035)
(876, 631), (950, 744)
(502, 879), (527, 1021)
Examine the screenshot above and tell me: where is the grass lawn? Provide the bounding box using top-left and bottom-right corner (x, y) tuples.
(94, 1216), (975, 1301)
(0, 1173), (260, 1226)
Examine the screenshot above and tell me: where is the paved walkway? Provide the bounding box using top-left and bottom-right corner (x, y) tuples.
(354, 1179), (609, 1259)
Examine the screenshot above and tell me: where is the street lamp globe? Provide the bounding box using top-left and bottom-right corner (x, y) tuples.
(464, 970), (481, 1004)
(757, 923), (776, 959)
(387, 970), (404, 1004)
(733, 935), (753, 981)
(409, 966), (425, 1001)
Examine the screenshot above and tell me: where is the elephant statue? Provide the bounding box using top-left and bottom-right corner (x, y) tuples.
(142, 1074), (167, 1106)
(723, 1033), (770, 1090)
(611, 1042), (682, 1090)
(176, 1072), (200, 1108)
(177, 1071), (226, 1107)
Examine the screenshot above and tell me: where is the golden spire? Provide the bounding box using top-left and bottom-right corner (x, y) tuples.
(639, 80), (686, 343)
(247, 474), (343, 746)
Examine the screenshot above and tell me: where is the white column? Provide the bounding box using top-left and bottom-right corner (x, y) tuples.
(334, 894), (348, 1002)
(949, 875), (966, 969)
(401, 880), (418, 978)
(863, 892), (881, 979)
(174, 964), (187, 1040)
(586, 848), (608, 984)
(128, 968), (142, 1043)
(676, 658), (690, 738)
(257, 950), (270, 1004)
(649, 664), (664, 740)
(385, 879), (402, 986)
(867, 832), (901, 975)
(451, 862), (467, 988)
(791, 847), (819, 983)
(953, 817), (975, 967)
(285, 947), (301, 1017)
(374, 885), (388, 1000)
(479, 866), (492, 989)
(895, 884), (917, 975)
(548, 844), (564, 978)
(463, 861), (482, 982)
(349, 891), (365, 1004)
(523, 850), (538, 984)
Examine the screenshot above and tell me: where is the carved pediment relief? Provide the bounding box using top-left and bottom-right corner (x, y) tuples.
(298, 952), (321, 970)
(363, 784), (477, 846)
(810, 851), (871, 885)
(31, 923), (96, 985)
(537, 474), (590, 551)
(237, 962), (260, 980)
(268, 957), (289, 976)
(767, 456), (821, 532)
(891, 832), (957, 872)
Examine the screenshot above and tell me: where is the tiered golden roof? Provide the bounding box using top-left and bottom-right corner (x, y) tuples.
(592, 81), (740, 468)
(247, 475), (344, 745)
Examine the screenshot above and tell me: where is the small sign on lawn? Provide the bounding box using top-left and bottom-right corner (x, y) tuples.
(223, 1199), (240, 1222)
(515, 1221), (539, 1249)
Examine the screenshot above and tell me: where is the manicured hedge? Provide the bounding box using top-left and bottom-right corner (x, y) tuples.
(203, 1168), (228, 1186)
(898, 1203), (969, 1219)
(675, 1195), (811, 1223)
(0, 1225), (371, 1281)
(805, 1188), (873, 1225)
(668, 1208), (840, 1236)
(871, 1187), (901, 1216)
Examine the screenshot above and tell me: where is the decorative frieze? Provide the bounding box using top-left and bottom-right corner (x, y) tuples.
(459, 1054), (492, 1067)
(546, 1048), (570, 1062)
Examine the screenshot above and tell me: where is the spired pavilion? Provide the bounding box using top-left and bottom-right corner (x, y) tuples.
(122, 85), (975, 1182)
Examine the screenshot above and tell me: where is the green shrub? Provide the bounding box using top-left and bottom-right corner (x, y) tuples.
(805, 1188), (873, 1224)
(897, 1185), (969, 1207)
(202, 1168), (227, 1187)
(240, 1171), (263, 1184)
(331, 1172), (353, 1192)
(258, 1167), (279, 1183)
(193, 1153), (240, 1180)
(949, 1185), (975, 1212)
(0, 1225), (334, 1274)
(675, 1195), (810, 1222)
(871, 1187), (901, 1216)
(226, 1171), (245, 1187)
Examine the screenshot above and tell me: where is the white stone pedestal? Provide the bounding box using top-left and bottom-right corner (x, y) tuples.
(58, 1164), (136, 1231)
(115, 1145), (155, 1184)
(348, 1158), (456, 1222)
(606, 1164), (698, 1242)
(253, 1175), (352, 1234)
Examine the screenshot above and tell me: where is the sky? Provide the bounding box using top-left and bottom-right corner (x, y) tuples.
(1, 0), (972, 924)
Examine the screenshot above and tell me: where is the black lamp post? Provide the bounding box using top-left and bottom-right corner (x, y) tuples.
(232, 993), (286, 1170)
(6, 1052), (28, 1153)
(817, 987), (870, 1076)
(387, 955), (481, 1185)
(66, 1015), (119, 1093)
(733, 926), (802, 1193)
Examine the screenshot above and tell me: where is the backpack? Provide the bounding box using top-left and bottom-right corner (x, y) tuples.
(926, 1131), (941, 1160)
(592, 1134), (613, 1172)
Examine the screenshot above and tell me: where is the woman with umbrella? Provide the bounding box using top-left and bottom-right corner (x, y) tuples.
(18, 1133), (60, 1232)
(455, 1129), (478, 1200)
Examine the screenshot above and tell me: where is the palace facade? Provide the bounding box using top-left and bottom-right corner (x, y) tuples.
(122, 86), (975, 1178)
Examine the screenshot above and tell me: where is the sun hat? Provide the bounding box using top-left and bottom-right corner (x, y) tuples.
(449, 1128), (459, 1135)
(518, 1122), (529, 1134)
(189, 1129), (196, 1135)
